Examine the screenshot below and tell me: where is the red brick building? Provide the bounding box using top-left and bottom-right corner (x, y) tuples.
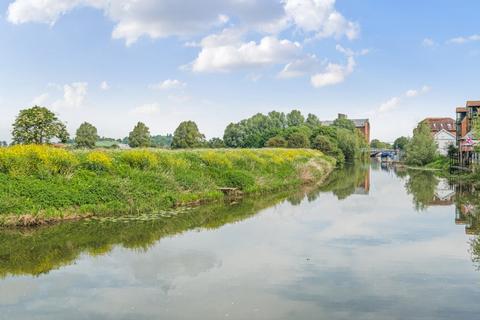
(322, 114), (370, 143)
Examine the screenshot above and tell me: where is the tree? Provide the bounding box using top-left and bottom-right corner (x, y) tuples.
(287, 132), (310, 148)
(370, 139), (392, 149)
(171, 121), (205, 149)
(12, 106), (69, 144)
(333, 117), (356, 131)
(265, 136), (287, 148)
(312, 135), (345, 164)
(336, 128), (359, 160)
(287, 110), (305, 127)
(306, 113), (321, 128)
(393, 136), (409, 151)
(207, 137), (225, 148)
(405, 122), (437, 166)
(0, 141), (7, 147)
(75, 122), (99, 149)
(128, 122), (151, 148)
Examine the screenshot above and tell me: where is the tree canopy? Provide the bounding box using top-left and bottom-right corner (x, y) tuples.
(12, 106), (69, 144)
(393, 136), (409, 151)
(75, 122), (99, 149)
(405, 122), (437, 166)
(128, 122), (151, 148)
(171, 121), (205, 149)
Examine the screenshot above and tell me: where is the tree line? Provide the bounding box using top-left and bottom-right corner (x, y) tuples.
(5, 105), (370, 163)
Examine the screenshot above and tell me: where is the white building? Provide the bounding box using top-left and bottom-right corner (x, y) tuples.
(434, 129), (456, 156)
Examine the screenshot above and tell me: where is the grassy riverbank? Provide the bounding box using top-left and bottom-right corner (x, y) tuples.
(0, 145), (335, 226)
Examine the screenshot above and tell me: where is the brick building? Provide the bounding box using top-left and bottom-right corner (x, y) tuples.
(322, 114), (370, 143)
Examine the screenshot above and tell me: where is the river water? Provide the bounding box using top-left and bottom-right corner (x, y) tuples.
(1, 162), (480, 320)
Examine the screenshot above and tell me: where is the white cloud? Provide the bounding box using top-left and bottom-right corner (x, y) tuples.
(100, 81), (110, 91)
(377, 85), (431, 114)
(149, 79), (186, 90)
(52, 82), (88, 109)
(191, 33), (302, 72)
(278, 54), (320, 79)
(310, 56), (355, 88)
(405, 85), (430, 98)
(422, 38), (435, 47)
(284, 0), (359, 40)
(7, 0), (358, 45)
(447, 34), (480, 45)
(32, 93), (50, 105)
(378, 97), (401, 113)
(130, 103), (160, 115)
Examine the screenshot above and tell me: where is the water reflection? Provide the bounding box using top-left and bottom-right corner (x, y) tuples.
(2, 164), (480, 320)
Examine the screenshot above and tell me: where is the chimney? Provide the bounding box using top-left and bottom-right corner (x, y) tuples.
(338, 113), (347, 119)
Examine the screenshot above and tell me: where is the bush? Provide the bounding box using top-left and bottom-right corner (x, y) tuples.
(287, 132), (310, 148)
(117, 150), (158, 170)
(265, 136), (287, 148)
(312, 135), (345, 165)
(83, 151), (112, 172)
(0, 145), (78, 177)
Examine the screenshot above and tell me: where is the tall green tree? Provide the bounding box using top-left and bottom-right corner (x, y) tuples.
(305, 113), (321, 128)
(207, 137), (225, 148)
(171, 121), (205, 149)
(393, 136), (410, 151)
(405, 122), (437, 166)
(12, 106), (69, 144)
(128, 122), (151, 148)
(286, 110), (305, 127)
(75, 122), (99, 149)
(333, 117), (356, 131)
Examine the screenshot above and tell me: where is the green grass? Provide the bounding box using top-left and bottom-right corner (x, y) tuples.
(0, 146), (335, 225)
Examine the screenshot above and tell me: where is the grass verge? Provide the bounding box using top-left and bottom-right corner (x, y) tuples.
(0, 145), (335, 226)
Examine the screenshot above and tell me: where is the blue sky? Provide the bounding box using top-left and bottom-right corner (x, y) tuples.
(0, 0), (479, 142)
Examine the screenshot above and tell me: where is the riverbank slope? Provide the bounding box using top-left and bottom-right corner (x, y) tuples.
(0, 146), (335, 226)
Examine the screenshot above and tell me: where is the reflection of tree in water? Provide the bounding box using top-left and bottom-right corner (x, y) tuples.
(309, 163), (370, 201)
(453, 184), (480, 270)
(405, 170), (439, 211)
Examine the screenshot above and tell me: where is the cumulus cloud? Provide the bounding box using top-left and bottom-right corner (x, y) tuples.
(191, 32), (302, 72)
(284, 0), (359, 40)
(377, 85), (431, 114)
(310, 56), (355, 88)
(130, 103), (160, 115)
(149, 79), (187, 90)
(7, 0), (358, 45)
(52, 82), (88, 109)
(278, 54), (320, 78)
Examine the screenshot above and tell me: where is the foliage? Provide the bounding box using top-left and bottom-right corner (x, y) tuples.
(128, 122), (151, 148)
(287, 132), (310, 148)
(150, 134), (173, 148)
(333, 117), (356, 131)
(171, 121), (206, 149)
(405, 122), (438, 166)
(370, 139), (392, 149)
(265, 136), (287, 148)
(0, 141), (7, 147)
(393, 136), (409, 151)
(312, 135), (345, 165)
(336, 128), (359, 160)
(286, 110), (305, 127)
(0, 147), (334, 223)
(75, 122), (99, 149)
(306, 113), (321, 128)
(12, 106), (69, 144)
(207, 137), (225, 148)
(0, 145), (78, 177)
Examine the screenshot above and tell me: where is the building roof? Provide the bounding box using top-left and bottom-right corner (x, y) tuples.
(422, 117), (456, 133)
(456, 107), (468, 113)
(466, 101), (480, 108)
(434, 129), (456, 139)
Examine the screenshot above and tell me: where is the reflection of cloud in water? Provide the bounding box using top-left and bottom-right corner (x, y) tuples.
(2, 165), (480, 319)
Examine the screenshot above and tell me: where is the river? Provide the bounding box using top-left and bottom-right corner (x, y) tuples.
(1, 162), (480, 319)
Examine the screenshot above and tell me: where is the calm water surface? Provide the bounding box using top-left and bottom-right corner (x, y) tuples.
(1, 163), (480, 320)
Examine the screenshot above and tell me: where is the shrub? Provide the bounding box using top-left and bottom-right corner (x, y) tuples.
(287, 132), (310, 148)
(117, 150), (158, 170)
(265, 136), (287, 148)
(312, 135), (345, 165)
(0, 145), (78, 177)
(83, 151), (112, 172)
